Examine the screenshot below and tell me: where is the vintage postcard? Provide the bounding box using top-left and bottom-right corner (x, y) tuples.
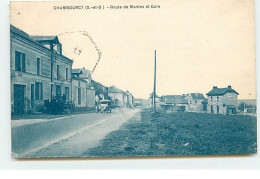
(10, 0), (257, 158)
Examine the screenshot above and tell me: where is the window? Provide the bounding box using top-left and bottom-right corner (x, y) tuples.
(211, 105), (214, 114)
(65, 68), (68, 81)
(56, 85), (61, 98)
(78, 87), (81, 105)
(31, 84), (34, 108)
(51, 84), (53, 98)
(15, 51), (26, 72)
(211, 96), (213, 102)
(217, 105), (219, 114)
(195, 100), (197, 103)
(217, 96), (219, 102)
(65, 87), (69, 100)
(35, 82), (43, 100)
(82, 87), (85, 100)
(36, 57), (40, 75)
(57, 65), (60, 80)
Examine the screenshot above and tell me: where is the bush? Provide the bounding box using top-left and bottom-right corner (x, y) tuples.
(44, 95), (75, 115)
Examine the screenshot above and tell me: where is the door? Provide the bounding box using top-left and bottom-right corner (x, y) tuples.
(14, 84), (25, 114)
(31, 84), (34, 108)
(211, 105), (214, 114)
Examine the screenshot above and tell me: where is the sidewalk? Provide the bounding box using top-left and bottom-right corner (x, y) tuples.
(11, 107), (96, 120)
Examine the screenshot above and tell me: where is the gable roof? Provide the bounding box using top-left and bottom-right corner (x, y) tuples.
(206, 86), (239, 96)
(108, 86), (125, 93)
(189, 93), (205, 100)
(161, 95), (188, 104)
(10, 25), (50, 50)
(10, 25), (73, 64)
(72, 68), (83, 74)
(72, 75), (88, 83)
(30, 35), (58, 42)
(10, 25), (31, 39)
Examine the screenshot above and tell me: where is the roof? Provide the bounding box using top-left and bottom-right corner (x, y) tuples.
(91, 80), (107, 88)
(30, 35), (58, 42)
(206, 86), (239, 96)
(10, 25), (73, 64)
(125, 90), (133, 96)
(10, 25), (50, 51)
(150, 93), (160, 98)
(108, 86), (125, 93)
(72, 69), (83, 74)
(162, 95), (188, 104)
(72, 68), (91, 79)
(10, 25), (31, 39)
(72, 75), (88, 83)
(189, 93), (205, 100)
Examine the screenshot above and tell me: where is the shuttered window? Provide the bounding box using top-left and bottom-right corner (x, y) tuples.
(35, 82), (43, 100)
(15, 51), (26, 72)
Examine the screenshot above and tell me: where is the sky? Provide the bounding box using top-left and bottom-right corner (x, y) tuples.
(10, 0), (256, 99)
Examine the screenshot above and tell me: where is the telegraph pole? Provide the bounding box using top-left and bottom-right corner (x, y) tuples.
(153, 50), (157, 112)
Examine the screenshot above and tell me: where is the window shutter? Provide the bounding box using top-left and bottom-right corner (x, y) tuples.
(40, 83), (43, 100)
(22, 53), (26, 72)
(15, 51), (21, 71)
(35, 82), (39, 100)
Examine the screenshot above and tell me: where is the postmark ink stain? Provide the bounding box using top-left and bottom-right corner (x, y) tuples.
(58, 31), (102, 74)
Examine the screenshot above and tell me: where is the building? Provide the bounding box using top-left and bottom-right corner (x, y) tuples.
(71, 68), (95, 108)
(10, 25), (73, 114)
(185, 93), (206, 112)
(206, 85), (239, 115)
(108, 86), (127, 107)
(160, 95), (189, 112)
(125, 90), (134, 108)
(149, 93), (163, 108)
(91, 80), (109, 105)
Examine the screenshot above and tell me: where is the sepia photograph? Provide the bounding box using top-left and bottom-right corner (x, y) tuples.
(10, 0), (257, 159)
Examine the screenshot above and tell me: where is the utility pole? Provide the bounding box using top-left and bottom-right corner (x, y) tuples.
(153, 50), (157, 112)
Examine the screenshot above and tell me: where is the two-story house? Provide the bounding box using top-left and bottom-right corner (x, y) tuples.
(108, 86), (128, 108)
(10, 25), (73, 114)
(206, 85), (239, 115)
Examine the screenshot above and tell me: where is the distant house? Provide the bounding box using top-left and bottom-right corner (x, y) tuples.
(72, 67), (92, 81)
(161, 95), (189, 112)
(125, 90), (134, 108)
(149, 93), (162, 108)
(206, 85), (239, 115)
(108, 86), (127, 107)
(71, 68), (95, 108)
(91, 80), (109, 105)
(186, 93), (206, 112)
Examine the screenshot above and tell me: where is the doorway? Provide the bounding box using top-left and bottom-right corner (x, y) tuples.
(14, 84), (26, 114)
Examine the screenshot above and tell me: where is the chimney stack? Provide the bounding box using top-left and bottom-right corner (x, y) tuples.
(213, 86), (217, 89)
(228, 85), (231, 89)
